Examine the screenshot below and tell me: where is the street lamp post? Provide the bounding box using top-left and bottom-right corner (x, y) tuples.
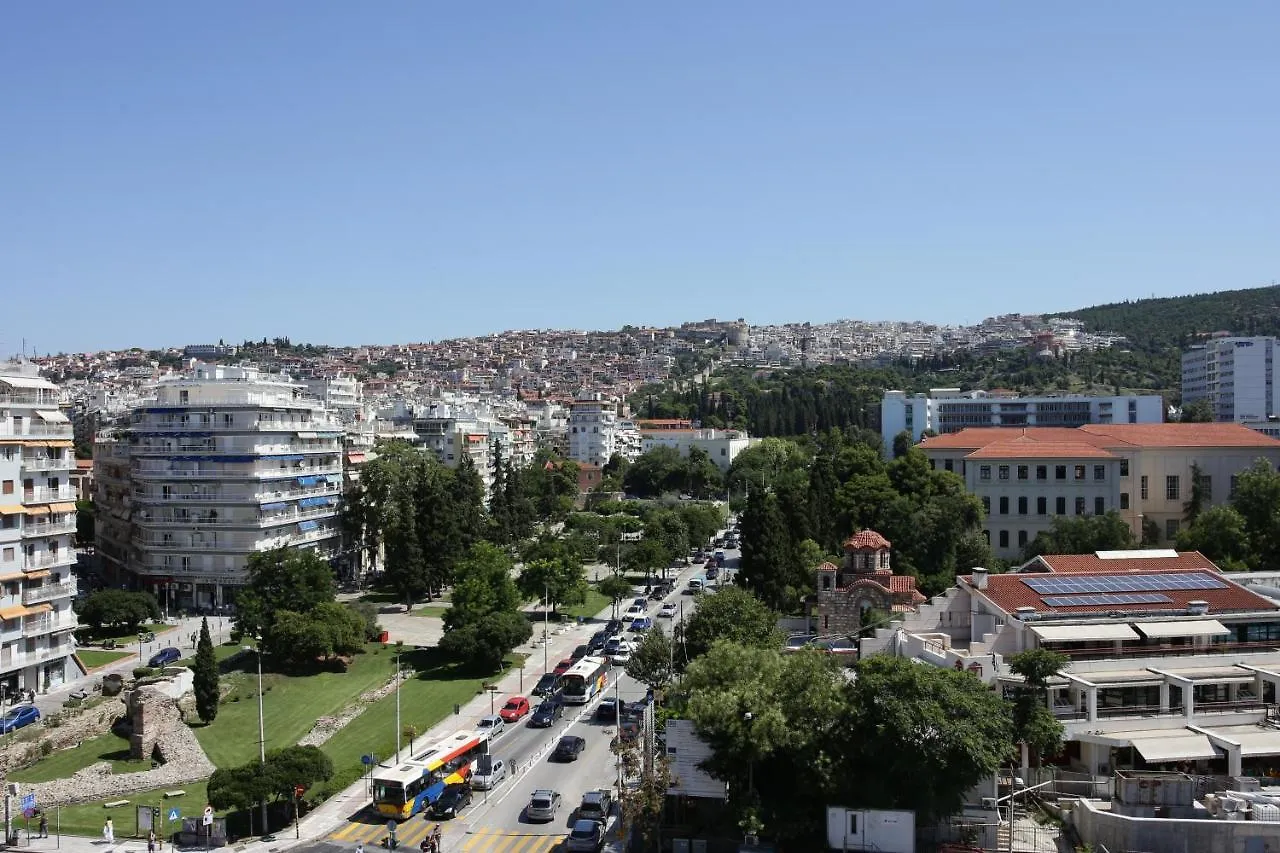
(243, 644), (271, 840)
(137, 632), (144, 663)
(543, 584), (550, 674)
(394, 642), (403, 762)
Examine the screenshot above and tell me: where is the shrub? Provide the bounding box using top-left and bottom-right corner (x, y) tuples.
(62, 697), (82, 709)
(133, 667), (157, 679)
(39, 740), (52, 757)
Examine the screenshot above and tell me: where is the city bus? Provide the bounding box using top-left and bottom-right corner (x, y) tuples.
(372, 730), (489, 820)
(560, 656), (610, 705)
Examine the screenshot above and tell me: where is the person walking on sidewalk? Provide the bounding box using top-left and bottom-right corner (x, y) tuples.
(147, 828), (156, 853)
(38, 813), (47, 838)
(104, 818), (115, 844)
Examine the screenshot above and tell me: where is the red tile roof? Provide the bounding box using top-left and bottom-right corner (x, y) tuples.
(844, 529), (891, 550)
(963, 569), (1278, 616)
(967, 439), (1116, 459)
(1022, 551), (1221, 574)
(921, 423), (1280, 454)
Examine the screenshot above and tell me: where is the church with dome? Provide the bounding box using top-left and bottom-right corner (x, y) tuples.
(812, 529), (926, 635)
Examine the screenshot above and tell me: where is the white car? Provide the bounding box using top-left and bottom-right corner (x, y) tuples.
(658, 602), (677, 618)
(624, 605), (646, 620)
(609, 642), (633, 665)
(476, 714), (505, 737)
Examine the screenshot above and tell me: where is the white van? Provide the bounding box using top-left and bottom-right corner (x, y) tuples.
(686, 578), (704, 594)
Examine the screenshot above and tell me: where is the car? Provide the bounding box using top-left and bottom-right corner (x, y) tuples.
(692, 552), (706, 564)
(725, 537), (740, 549)
(571, 644), (591, 661)
(685, 578), (704, 594)
(430, 782), (473, 819)
(587, 631), (608, 652)
(714, 550), (726, 563)
(525, 789), (562, 822)
(608, 643), (633, 666)
(552, 735), (587, 762)
(499, 696), (531, 723)
(476, 714), (505, 737)
(565, 818), (604, 852)
(470, 756), (507, 790)
(577, 789), (613, 823)
(705, 565), (719, 580)
(553, 657), (575, 676)
(623, 605), (645, 620)
(659, 602), (677, 618)
(629, 617), (652, 633)
(647, 586), (665, 601)
(147, 647), (181, 668)
(632, 597), (648, 608)
(531, 673), (559, 697)
(530, 699), (563, 728)
(0, 705), (39, 734)
(604, 619), (624, 636)
(595, 697), (619, 722)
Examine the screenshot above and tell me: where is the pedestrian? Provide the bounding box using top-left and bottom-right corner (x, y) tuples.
(147, 828), (156, 853)
(38, 813), (47, 838)
(355, 842), (363, 853)
(104, 818), (115, 844)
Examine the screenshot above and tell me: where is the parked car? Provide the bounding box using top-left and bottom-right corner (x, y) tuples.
(470, 756), (507, 790)
(430, 782), (473, 819)
(530, 699), (563, 728)
(714, 550), (726, 563)
(552, 735), (587, 762)
(532, 673), (559, 697)
(629, 617), (652, 633)
(595, 698), (619, 722)
(571, 644), (590, 661)
(658, 602), (677, 618)
(565, 818), (604, 852)
(577, 789), (613, 823)
(604, 619), (624, 636)
(525, 789), (562, 822)
(499, 696), (531, 723)
(0, 705), (39, 733)
(147, 647), (181, 668)
(476, 714), (505, 737)
(725, 537), (739, 549)
(553, 657), (575, 676)
(631, 597), (648, 608)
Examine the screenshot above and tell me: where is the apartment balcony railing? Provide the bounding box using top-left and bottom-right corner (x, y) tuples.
(260, 507), (339, 527)
(133, 466), (340, 480)
(0, 643), (72, 671)
(22, 488), (76, 503)
(131, 443), (342, 456)
(23, 617), (76, 637)
(132, 419), (334, 433)
(20, 457), (73, 472)
(0, 425), (74, 439)
(21, 522), (76, 539)
(22, 582), (76, 606)
(282, 527), (340, 547)
(132, 491), (221, 502)
(133, 536), (244, 551)
(23, 552), (73, 570)
(1051, 641), (1280, 662)
(255, 485), (342, 503)
(1056, 698), (1270, 722)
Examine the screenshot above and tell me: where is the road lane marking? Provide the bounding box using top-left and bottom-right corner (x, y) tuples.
(460, 828), (562, 852)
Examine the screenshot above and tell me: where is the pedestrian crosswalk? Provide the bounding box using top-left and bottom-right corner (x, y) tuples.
(326, 819), (565, 852)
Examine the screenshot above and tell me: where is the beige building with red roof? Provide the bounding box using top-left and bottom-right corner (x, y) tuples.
(920, 423), (1280, 559)
(813, 530), (925, 636)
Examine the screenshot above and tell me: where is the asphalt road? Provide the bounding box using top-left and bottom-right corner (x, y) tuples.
(323, 538), (741, 853)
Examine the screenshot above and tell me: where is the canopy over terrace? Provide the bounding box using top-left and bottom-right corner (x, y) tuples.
(1078, 728), (1220, 763)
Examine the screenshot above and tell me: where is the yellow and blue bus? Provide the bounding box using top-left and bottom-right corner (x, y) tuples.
(560, 656), (610, 705)
(372, 730), (489, 820)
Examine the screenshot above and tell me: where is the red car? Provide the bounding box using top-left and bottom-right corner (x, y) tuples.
(499, 696), (530, 723)
(553, 657), (574, 676)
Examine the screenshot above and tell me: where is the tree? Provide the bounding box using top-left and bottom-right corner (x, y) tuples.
(193, 617), (219, 724)
(738, 490), (803, 612)
(891, 430), (913, 459)
(684, 446), (724, 499)
(443, 542), (522, 631)
(1023, 512), (1136, 560)
(384, 478), (429, 610)
(235, 549), (335, 646)
(1185, 462), (1210, 523)
(625, 625), (675, 688)
(623, 539), (668, 584)
(1008, 649), (1067, 765)
(75, 500), (95, 548)
(644, 510), (689, 572)
(622, 447), (686, 497)
(438, 610), (531, 672)
(75, 590), (160, 632)
(1230, 459), (1280, 569)
(1177, 505), (1252, 570)
(598, 573), (635, 618)
(678, 585), (781, 666)
(264, 745), (333, 799)
(518, 557), (587, 614)
(1179, 398), (1214, 422)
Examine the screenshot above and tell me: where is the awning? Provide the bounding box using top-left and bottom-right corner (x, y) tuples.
(261, 502), (286, 511)
(0, 606), (29, 620)
(0, 573), (25, 583)
(1130, 732), (1219, 763)
(298, 520), (319, 532)
(35, 410), (69, 423)
(0, 376), (56, 390)
(298, 496), (328, 508)
(1200, 726), (1280, 758)
(297, 476), (319, 487)
(23, 570), (50, 580)
(47, 440), (73, 448)
(23, 506), (49, 516)
(0, 505), (22, 516)
(1031, 623), (1141, 643)
(1134, 619), (1231, 639)
(47, 502), (77, 513)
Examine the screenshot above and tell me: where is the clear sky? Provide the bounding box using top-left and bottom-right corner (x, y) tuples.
(4, 2), (1279, 354)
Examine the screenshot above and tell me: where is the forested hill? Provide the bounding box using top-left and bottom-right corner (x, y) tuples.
(1060, 283), (1280, 353)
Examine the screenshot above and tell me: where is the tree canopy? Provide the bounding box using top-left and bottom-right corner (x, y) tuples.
(677, 585), (781, 667)
(440, 542), (531, 670)
(75, 590), (160, 632)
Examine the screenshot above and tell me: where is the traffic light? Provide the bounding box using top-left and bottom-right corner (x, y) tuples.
(151, 808), (160, 820)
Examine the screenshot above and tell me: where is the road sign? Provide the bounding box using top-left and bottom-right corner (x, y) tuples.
(167, 808), (180, 822)
(361, 754), (375, 765)
(202, 805), (213, 827)
(20, 794), (34, 812)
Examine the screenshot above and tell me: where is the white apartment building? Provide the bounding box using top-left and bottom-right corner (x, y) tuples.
(96, 363), (343, 611)
(639, 427), (752, 472)
(0, 362), (79, 695)
(920, 424), (1280, 560)
(568, 393), (620, 466)
(1182, 336), (1277, 423)
(304, 376), (363, 425)
(882, 388), (1165, 456)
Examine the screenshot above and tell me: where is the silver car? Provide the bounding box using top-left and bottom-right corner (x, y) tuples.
(476, 714), (505, 737)
(525, 789), (562, 822)
(470, 756), (506, 791)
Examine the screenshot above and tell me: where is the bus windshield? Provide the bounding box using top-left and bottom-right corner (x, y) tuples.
(373, 781), (404, 804)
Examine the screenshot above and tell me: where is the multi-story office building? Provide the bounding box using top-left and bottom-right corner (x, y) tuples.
(881, 388), (1165, 456)
(0, 362), (79, 694)
(921, 423), (1280, 559)
(96, 363), (343, 611)
(1182, 336), (1277, 423)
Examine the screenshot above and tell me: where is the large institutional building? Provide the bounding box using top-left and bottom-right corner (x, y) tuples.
(95, 364), (343, 611)
(920, 423), (1280, 560)
(0, 362), (79, 694)
(1182, 336), (1277, 425)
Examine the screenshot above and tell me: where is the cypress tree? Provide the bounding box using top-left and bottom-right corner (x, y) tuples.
(193, 617), (219, 724)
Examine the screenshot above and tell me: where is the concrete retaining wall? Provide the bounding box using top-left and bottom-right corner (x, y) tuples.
(1072, 796), (1280, 853)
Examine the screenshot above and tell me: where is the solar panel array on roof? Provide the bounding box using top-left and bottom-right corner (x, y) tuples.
(1022, 573), (1227, 595)
(1042, 593), (1174, 608)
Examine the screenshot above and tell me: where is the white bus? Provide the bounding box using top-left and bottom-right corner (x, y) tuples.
(371, 730), (489, 820)
(560, 656), (610, 705)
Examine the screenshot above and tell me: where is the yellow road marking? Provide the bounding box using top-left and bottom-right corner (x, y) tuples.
(459, 827), (562, 852)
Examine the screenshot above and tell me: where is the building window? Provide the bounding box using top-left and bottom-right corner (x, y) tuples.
(1198, 474), (1212, 502)
(1094, 497), (1105, 515)
(1056, 496), (1066, 514)
(1075, 497), (1086, 515)
(1014, 465), (1027, 480)
(1018, 529), (1028, 548)
(998, 465), (1010, 481)
(1, 548), (11, 562)
(0, 481), (11, 495)
(1036, 465), (1048, 481)
(944, 459), (953, 472)
(1120, 459), (1129, 477)
(998, 530), (1009, 549)
(980, 465), (991, 481)
(1141, 476), (1149, 500)
(1166, 475), (1180, 500)
(982, 496), (991, 515)
(1094, 465), (1106, 481)
(1166, 519), (1180, 540)
(821, 575), (831, 591)
(1231, 474), (1239, 498)
(1037, 496), (1047, 515)
(720, 448), (726, 456)
(1074, 465), (1086, 480)
(999, 496), (1009, 515)
(1120, 492), (1130, 510)
(1018, 496), (1028, 515)
(1055, 465), (1067, 480)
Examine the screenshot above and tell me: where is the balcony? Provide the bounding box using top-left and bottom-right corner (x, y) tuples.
(132, 491), (221, 502)
(255, 485), (342, 503)
(23, 552), (73, 570)
(131, 443), (342, 456)
(133, 466), (341, 481)
(0, 642), (73, 672)
(1050, 641), (1280, 663)
(22, 488), (76, 504)
(20, 457), (73, 472)
(260, 507), (339, 527)
(21, 521), (76, 539)
(22, 617), (76, 638)
(22, 583), (76, 606)
(133, 536), (245, 551)
(132, 418), (334, 433)
(0, 424), (74, 439)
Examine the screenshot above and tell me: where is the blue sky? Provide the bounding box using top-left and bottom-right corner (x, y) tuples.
(4, 3), (1279, 354)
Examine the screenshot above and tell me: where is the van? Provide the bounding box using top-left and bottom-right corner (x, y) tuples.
(686, 578), (704, 593)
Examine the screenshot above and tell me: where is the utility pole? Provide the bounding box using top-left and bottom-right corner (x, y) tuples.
(543, 584), (550, 674)
(394, 642), (403, 762)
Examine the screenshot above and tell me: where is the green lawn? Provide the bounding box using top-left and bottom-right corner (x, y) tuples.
(75, 650), (131, 670)
(192, 643), (400, 768)
(47, 781), (210, 839)
(174, 642), (248, 671)
(87, 623), (174, 647)
(9, 731), (148, 783)
(411, 605), (449, 619)
(562, 588), (611, 620)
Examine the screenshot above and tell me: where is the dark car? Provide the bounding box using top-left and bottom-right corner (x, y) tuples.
(552, 735), (587, 762)
(604, 619), (623, 636)
(595, 697), (619, 722)
(587, 631), (608, 652)
(577, 789), (613, 823)
(530, 699), (563, 728)
(531, 673), (559, 697)
(570, 644), (590, 661)
(431, 783), (473, 819)
(147, 647), (181, 668)
(705, 565), (719, 580)
(566, 818), (604, 852)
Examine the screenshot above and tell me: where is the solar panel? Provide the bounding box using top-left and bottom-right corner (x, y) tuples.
(1023, 573), (1227, 596)
(1042, 593), (1174, 608)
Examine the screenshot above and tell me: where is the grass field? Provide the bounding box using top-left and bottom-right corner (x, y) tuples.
(75, 650), (131, 670)
(411, 605), (449, 619)
(561, 588), (611, 621)
(174, 642), (247, 671)
(8, 731), (148, 783)
(46, 782), (210, 839)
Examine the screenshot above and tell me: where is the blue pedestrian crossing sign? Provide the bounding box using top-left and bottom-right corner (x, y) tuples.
(19, 794), (34, 812)
(167, 808), (180, 822)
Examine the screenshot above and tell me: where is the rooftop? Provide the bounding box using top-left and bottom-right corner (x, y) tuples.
(921, 423), (1280, 453)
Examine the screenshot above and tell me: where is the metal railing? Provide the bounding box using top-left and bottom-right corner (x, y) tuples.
(20, 457), (73, 471)
(1054, 641), (1280, 661)
(132, 491), (221, 502)
(22, 488), (76, 503)
(134, 466), (340, 480)
(131, 443), (342, 455)
(1057, 698), (1272, 721)
(0, 425), (74, 439)
(21, 521), (76, 538)
(22, 583), (76, 605)
(23, 552), (73, 570)
(23, 617), (75, 637)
